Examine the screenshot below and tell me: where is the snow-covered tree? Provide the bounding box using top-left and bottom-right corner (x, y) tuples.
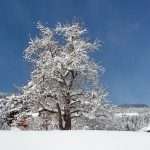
(23, 22), (108, 130)
(114, 113), (150, 131)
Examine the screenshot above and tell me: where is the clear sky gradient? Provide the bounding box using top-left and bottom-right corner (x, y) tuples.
(0, 0), (150, 104)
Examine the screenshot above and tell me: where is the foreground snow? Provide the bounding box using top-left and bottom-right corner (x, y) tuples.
(0, 131), (150, 150)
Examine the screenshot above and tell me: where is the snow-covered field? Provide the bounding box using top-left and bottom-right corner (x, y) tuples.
(114, 112), (139, 117)
(0, 131), (150, 150)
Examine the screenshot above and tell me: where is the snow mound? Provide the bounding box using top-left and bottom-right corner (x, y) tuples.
(0, 131), (150, 150)
(140, 124), (150, 132)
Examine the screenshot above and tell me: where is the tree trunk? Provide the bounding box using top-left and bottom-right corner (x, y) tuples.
(63, 94), (71, 130)
(56, 94), (72, 130)
(64, 107), (71, 130)
(56, 103), (64, 130)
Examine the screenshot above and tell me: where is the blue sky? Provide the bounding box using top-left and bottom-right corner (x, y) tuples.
(0, 0), (150, 104)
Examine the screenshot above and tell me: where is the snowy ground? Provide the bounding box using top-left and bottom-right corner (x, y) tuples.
(0, 131), (150, 150)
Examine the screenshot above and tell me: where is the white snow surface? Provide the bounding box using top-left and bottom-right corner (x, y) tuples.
(115, 112), (139, 117)
(0, 131), (150, 150)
